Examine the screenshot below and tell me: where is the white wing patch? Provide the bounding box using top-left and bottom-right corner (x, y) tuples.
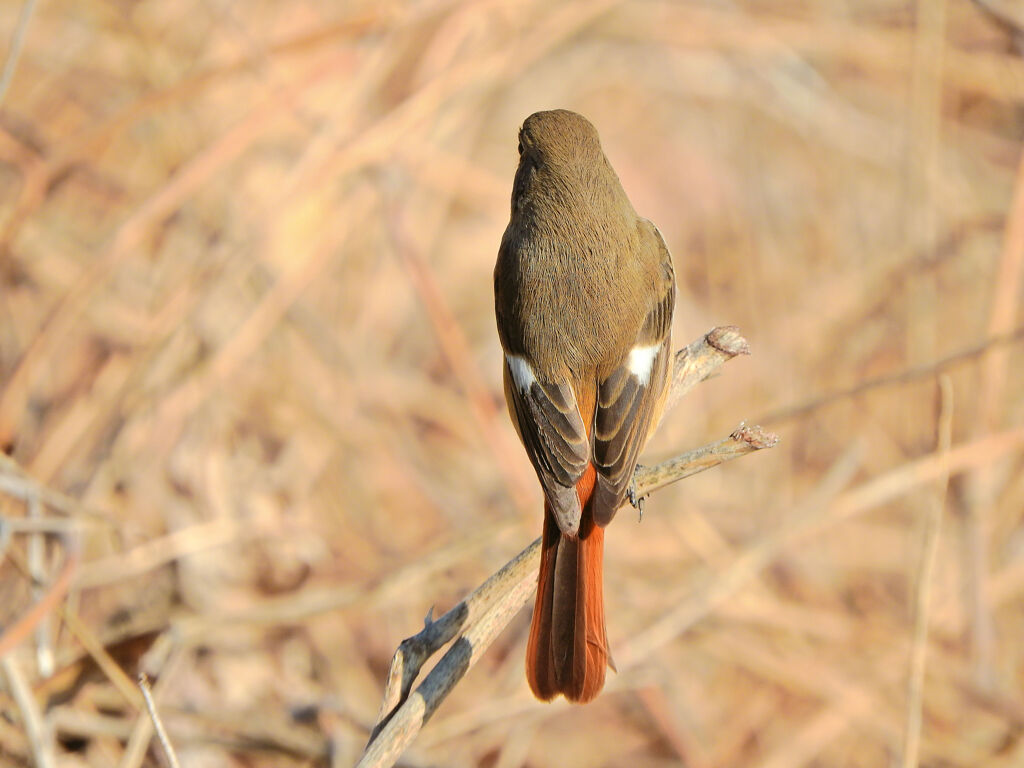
(627, 343), (660, 385)
(507, 354), (537, 393)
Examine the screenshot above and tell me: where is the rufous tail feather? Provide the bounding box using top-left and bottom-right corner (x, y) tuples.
(525, 465), (609, 703)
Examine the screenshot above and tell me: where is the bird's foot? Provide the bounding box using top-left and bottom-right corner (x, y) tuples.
(627, 472), (647, 522)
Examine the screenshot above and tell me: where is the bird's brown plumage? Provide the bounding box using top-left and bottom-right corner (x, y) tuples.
(494, 109), (675, 703)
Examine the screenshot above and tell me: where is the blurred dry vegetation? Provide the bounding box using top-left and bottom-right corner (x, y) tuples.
(1, 0), (1023, 766)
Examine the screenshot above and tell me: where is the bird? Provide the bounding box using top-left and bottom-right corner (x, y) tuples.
(494, 109), (676, 703)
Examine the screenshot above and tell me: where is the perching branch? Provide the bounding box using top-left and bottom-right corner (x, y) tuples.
(358, 326), (776, 768)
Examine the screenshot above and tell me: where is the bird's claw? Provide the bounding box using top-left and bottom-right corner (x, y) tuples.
(627, 479), (646, 522)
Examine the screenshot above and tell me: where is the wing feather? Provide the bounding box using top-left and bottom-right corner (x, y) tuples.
(504, 363), (590, 535)
(591, 221), (676, 525)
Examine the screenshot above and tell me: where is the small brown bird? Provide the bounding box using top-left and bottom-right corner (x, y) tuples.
(494, 109), (676, 703)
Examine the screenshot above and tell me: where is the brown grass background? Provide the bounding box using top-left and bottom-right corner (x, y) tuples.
(1, 1), (1024, 766)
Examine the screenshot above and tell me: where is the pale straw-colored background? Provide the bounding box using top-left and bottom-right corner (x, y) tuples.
(1, 1), (1023, 766)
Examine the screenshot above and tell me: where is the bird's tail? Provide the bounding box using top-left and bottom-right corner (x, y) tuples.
(525, 465), (609, 703)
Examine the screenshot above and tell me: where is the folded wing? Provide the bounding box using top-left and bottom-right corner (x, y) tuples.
(592, 221), (676, 525)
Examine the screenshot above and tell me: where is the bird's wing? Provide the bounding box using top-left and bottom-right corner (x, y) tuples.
(503, 357), (591, 536)
(591, 221), (676, 525)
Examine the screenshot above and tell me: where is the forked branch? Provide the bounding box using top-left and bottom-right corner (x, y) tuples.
(358, 326), (776, 768)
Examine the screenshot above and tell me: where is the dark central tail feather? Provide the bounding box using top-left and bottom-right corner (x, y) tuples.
(525, 465), (609, 703)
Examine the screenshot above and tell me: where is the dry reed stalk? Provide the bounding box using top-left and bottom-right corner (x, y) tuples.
(901, 375), (953, 768)
(137, 674), (182, 768)
(1, 654), (54, 768)
(963, 147), (1024, 689)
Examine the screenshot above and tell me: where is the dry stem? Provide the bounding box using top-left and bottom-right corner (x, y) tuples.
(901, 376), (954, 768)
(1, 655), (55, 768)
(138, 674), (182, 768)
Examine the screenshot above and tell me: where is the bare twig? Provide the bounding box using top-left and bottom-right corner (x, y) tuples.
(0, 0), (36, 106)
(119, 647), (182, 768)
(61, 608), (146, 711)
(27, 489), (54, 678)
(1, 655), (55, 768)
(902, 376), (954, 768)
(358, 551), (539, 768)
(358, 327), (774, 768)
(663, 325), (750, 415)
(0, 454), (114, 524)
(758, 324), (1024, 426)
(368, 538), (539, 741)
(74, 518), (243, 590)
(0, 538), (147, 712)
(0, 547), (78, 658)
(138, 674), (182, 768)
(964, 146), (1024, 691)
(0, 517), (81, 535)
(635, 424), (778, 498)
